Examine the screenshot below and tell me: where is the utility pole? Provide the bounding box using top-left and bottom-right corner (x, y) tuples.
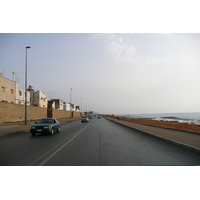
(25, 46), (31, 124)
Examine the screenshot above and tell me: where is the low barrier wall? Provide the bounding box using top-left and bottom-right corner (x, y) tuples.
(52, 109), (71, 118)
(0, 102), (46, 122)
(0, 102), (83, 123)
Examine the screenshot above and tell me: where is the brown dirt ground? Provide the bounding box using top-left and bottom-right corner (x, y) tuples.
(105, 115), (200, 133)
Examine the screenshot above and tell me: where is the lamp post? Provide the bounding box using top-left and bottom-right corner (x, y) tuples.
(70, 88), (73, 118)
(25, 46), (31, 124)
(70, 88), (73, 104)
(81, 98), (82, 117)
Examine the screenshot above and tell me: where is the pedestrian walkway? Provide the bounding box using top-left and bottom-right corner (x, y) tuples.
(106, 117), (200, 154)
(0, 118), (81, 137)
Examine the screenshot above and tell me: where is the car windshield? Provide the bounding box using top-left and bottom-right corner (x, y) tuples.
(38, 119), (54, 124)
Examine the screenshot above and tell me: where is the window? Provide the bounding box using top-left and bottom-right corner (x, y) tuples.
(19, 91), (22, 96)
(11, 89), (14, 94)
(1, 86), (6, 92)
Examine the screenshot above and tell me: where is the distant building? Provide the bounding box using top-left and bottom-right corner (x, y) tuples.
(28, 85), (48, 108)
(0, 72), (16, 103)
(75, 106), (80, 112)
(0, 73), (81, 112)
(51, 99), (64, 110)
(0, 72), (30, 105)
(70, 104), (75, 112)
(67, 104), (80, 112)
(63, 102), (68, 111)
(15, 85), (30, 105)
(65, 103), (71, 111)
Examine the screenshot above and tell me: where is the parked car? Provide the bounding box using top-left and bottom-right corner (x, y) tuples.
(30, 118), (61, 136)
(81, 116), (89, 123)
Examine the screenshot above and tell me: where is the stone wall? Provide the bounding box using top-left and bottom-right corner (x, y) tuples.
(52, 109), (71, 118)
(0, 102), (46, 122)
(73, 111), (82, 118)
(0, 102), (83, 123)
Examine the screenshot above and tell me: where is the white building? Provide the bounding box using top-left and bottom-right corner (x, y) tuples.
(51, 99), (64, 110)
(0, 73), (30, 105)
(65, 103), (71, 111)
(28, 86), (48, 108)
(75, 106), (80, 112)
(15, 82), (30, 105)
(68, 104), (80, 112)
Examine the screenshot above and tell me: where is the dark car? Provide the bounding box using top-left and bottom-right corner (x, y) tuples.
(81, 116), (89, 123)
(30, 118), (61, 136)
(97, 115), (102, 119)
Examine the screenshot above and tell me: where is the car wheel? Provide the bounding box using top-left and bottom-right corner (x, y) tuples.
(31, 133), (35, 136)
(57, 126), (61, 132)
(50, 128), (54, 135)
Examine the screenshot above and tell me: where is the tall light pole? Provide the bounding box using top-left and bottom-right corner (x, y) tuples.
(80, 98), (82, 116)
(25, 46), (31, 124)
(70, 88), (73, 118)
(70, 88), (73, 104)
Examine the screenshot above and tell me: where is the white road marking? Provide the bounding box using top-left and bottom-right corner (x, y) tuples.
(38, 122), (92, 166)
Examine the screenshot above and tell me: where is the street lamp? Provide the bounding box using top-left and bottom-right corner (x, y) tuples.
(70, 88), (73, 104)
(25, 46), (31, 124)
(80, 98), (82, 116)
(70, 88), (73, 118)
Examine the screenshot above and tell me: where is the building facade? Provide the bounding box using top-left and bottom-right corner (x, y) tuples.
(0, 73), (81, 112)
(51, 99), (64, 110)
(15, 82), (30, 105)
(0, 72), (16, 103)
(75, 106), (80, 112)
(28, 86), (48, 108)
(0, 73), (31, 105)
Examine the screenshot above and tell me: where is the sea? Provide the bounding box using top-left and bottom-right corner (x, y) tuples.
(121, 112), (200, 125)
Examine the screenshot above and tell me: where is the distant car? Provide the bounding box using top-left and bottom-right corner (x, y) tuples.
(97, 115), (102, 119)
(88, 115), (93, 119)
(30, 118), (61, 136)
(81, 116), (89, 123)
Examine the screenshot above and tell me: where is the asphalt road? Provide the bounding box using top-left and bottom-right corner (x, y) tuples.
(1, 117), (200, 166)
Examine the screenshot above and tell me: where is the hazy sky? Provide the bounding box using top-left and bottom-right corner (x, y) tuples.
(0, 33), (200, 114)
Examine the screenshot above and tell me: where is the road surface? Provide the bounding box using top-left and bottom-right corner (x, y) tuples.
(1, 117), (200, 166)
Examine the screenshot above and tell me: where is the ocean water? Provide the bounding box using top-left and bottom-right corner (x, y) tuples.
(122, 112), (200, 125)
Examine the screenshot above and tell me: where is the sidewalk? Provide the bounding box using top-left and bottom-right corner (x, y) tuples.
(106, 117), (200, 154)
(0, 117), (81, 137)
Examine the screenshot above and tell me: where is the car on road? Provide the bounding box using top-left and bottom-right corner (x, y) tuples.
(97, 115), (102, 119)
(30, 118), (61, 136)
(81, 116), (89, 123)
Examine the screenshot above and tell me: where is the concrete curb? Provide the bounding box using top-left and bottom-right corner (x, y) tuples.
(106, 118), (200, 155)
